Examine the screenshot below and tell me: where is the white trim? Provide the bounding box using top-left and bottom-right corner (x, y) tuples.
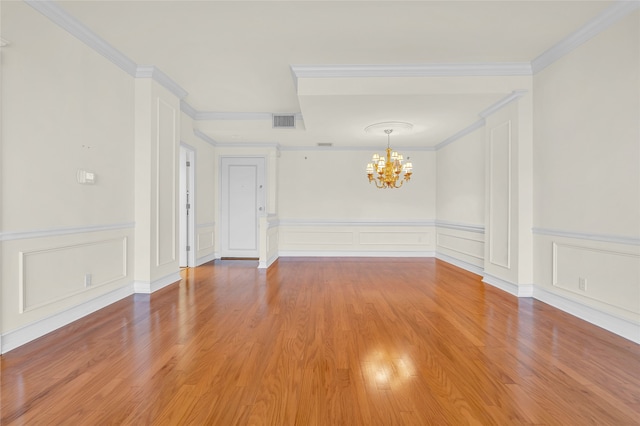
(278, 250), (435, 258)
(215, 142), (281, 149)
(25, 0), (138, 76)
(0, 222), (135, 242)
(435, 91), (527, 151)
(196, 253), (216, 266)
(478, 90), (528, 118)
(133, 271), (181, 294)
(533, 286), (640, 344)
(136, 66), (188, 99)
(279, 219), (436, 227)
(279, 145), (436, 152)
(532, 227), (640, 246)
(180, 101), (198, 119)
(532, 1), (640, 74)
(1, 282), (134, 354)
(193, 129), (218, 146)
(195, 112), (272, 121)
(435, 220), (485, 233)
(258, 253), (279, 269)
(435, 252), (484, 276)
(482, 273), (534, 297)
(290, 63), (532, 81)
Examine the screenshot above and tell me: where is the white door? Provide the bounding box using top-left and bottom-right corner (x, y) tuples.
(220, 157), (265, 258)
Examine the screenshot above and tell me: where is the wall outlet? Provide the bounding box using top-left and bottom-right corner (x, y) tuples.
(578, 277), (587, 291)
(84, 273), (92, 287)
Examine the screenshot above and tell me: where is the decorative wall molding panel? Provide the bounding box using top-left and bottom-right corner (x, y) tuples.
(488, 120), (512, 269)
(436, 232), (484, 261)
(1, 283), (134, 354)
(18, 237), (128, 313)
(552, 242), (639, 314)
(279, 222), (435, 256)
(0, 222), (135, 242)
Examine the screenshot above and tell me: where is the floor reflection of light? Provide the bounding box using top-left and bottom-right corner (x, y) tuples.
(365, 349), (415, 388)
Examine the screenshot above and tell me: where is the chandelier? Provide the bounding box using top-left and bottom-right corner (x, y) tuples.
(366, 128), (413, 189)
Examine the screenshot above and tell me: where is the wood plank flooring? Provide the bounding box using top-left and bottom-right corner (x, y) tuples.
(1, 257), (639, 425)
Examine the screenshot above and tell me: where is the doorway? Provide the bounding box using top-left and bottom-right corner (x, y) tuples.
(220, 156), (266, 258)
(179, 144), (195, 267)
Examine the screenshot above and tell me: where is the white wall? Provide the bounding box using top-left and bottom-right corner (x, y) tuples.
(435, 127), (485, 271)
(532, 11), (640, 341)
(1, 2), (135, 351)
(278, 149), (436, 255)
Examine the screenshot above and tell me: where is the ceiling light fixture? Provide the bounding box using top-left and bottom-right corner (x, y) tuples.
(365, 123), (413, 189)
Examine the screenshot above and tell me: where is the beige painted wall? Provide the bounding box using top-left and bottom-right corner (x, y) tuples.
(1, 2), (135, 346)
(532, 11), (640, 336)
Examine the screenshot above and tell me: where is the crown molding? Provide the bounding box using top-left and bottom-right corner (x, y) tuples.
(180, 100), (198, 119)
(215, 142), (281, 149)
(478, 90), (527, 118)
(279, 145), (436, 152)
(532, 0), (640, 74)
(25, 0), (138, 76)
(135, 66), (188, 99)
(195, 112), (273, 121)
(291, 63), (532, 81)
(435, 90), (527, 150)
(435, 119), (485, 151)
(194, 112), (304, 122)
(193, 129), (218, 146)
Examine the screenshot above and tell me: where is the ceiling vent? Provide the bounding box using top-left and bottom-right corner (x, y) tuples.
(317, 143), (333, 147)
(273, 114), (296, 129)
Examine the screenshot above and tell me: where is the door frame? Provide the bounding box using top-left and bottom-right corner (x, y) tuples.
(219, 155), (266, 258)
(179, 143), (196, 267)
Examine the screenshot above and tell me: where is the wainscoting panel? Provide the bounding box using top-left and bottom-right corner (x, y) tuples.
(278, 221), (435, 255)
(435, 224), (485, 272)
(19, 238), (127, 312)
(533, 231), (639, 341)
(281, 230), (354, 246)
(552, 242), (639, 314)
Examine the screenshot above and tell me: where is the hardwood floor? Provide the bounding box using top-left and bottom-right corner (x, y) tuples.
(1, 257), (639, 425)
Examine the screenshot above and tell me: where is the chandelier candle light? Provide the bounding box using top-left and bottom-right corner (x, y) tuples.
(366, 128), (413, 189)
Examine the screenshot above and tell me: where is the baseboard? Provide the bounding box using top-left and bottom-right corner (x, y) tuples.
(277, 250), (436, 258)
(435, 252), (484, 276)
(482, 273), (534, 297)
(196, 253), (216, 266)
(134, 271), (181, 294)
(1, 282), (134, 354)
(533, 286), (640, 344)
(258, 253), (279, 269)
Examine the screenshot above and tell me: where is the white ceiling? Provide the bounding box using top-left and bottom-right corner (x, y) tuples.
(54, 0), (615, 148)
